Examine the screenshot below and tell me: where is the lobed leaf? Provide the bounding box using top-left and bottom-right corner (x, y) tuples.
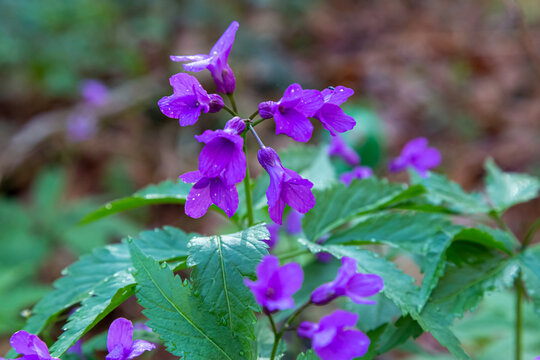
(302, 177), (425, 241)
(80, 180), (191, 224)
(130, 242), (249, 360)
(187, 224), (269, 346)
(485, 159), (540, 213)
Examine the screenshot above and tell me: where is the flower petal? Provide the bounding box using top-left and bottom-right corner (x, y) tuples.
(157, 94), (202, 126)
(346, 273), (384, 304)
(210, 21), (239, 59)
(281, 177), (315, 214)
(126, 340), (156, 359)
(184, 177), (212, 218)
(316, 103), (356, 135)
(274, 109), (313, 142)
(107, 318), (133, 353)
(268, 197), (286, 225)
(321, 86), (354, 106)
(296, 89), (324, 117)
(198, 137), (235, 178)
(209, 178), (238, 217)
(10, 331), (50, 357)
(179, 170), (202, 184)
(105, 344), (126, 360)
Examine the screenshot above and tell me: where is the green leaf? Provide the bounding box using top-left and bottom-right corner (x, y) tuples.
(280, 145), (336, 190)
(187, 224), (268, 343)
(130, 242), (249, 360)
(80, 180), (191, 224)
(375, 315), (422, 354)
(344, 293), (401, 333)
(296, 350), (320, 360)
(485, 158), (540, 213)
(453, 226), (517, 255)
(519, 246), (540, 317)
(327, 212), (456, 305)
(302, 178), (425, 241)
(298, 239), (421, 314)
(410, 171), (490, 214)
(21, 227), (192, 357)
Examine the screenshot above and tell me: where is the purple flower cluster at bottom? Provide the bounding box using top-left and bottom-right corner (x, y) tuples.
(389, 137), (441, 177)
(8, 331), (60, 360)
(298, 310), (370, 360)
(106, 318), (155, 360)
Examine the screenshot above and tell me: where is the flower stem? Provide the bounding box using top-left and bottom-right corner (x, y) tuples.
(252, 117), (268, 127)
(242, 134), (254, 227)
(249, 124), (265, 148)
(223, 105), (238, 117)
(268, 301), (312, 360)
(249, 109), (259, 120)
(227, 93), (238, 113)
(515, 274), (523, 360)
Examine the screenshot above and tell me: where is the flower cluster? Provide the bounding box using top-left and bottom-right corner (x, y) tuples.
(245, 255), (383, 360)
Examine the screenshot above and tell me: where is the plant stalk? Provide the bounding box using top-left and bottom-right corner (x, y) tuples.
(227, 93), (238, 113)
(242, 135), (254, 227)
(515, 274), (523, 360)
(268, 301), (312, 360)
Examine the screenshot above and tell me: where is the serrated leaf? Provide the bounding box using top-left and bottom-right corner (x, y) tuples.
(80, 180), (191, 224)
(375, 315), (422, 354)
(296, 350), (320, 360)
(327, 212), (456, 305)
(453, 226), (517, 255)
(485, 158), (540, 213)
(280, 145), (336, 189)
(302, 178), (425, 241)
(20, 227), (192, 357)
(519, 246), (540, 317)
(410, 171), (490, 214)
(187, 224), (268, 344)
(298, 239), (421, 314)
(130, 242), (248, 360)
(344, 293), (401, 333)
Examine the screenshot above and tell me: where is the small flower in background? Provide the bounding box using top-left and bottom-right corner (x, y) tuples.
(339, 166), (373, 186)
(195, 117), (246, 184)
(298, 310), (370, 360)
(244, 255), (303, 312)
(264, 222), (281, 249)
(328, 134), (360, 166)
(315, 235), (333, 263)
(389, 137), (441, 177)
(66, 112), (98, 142)
(158, 73), (223, 126)
(171, 21), (239, 94)
(258, 84), (323, 142)
(257, 147), (315, 225)
(180, 170), (238, 218)
(106, 318), (155, 360)
(311, 257), (383, 305)
(67, 339), (85, 359)
(285, 210), (303, 235)
(9, 330), (60, 360)
(313, 86), (356, 136)
(81, 79), (109, 107)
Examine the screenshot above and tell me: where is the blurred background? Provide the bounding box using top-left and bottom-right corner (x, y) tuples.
(1, 0), (540, 358)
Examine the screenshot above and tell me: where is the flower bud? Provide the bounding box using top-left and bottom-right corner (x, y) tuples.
(258, 101), (276, 119)
(257, 147), (280, 168)
(224, 116), (246, 134)
(208, 94), (224, 113)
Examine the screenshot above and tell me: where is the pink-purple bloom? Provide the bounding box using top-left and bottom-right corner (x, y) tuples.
(180, 170), (239, 218)
(81, 79), (109, 106)
(265, 223), (281, 249)
(328, 134), (360, 166)
(9, 330), (60, 360)
(257, 147), (316, 225)
(285, 210), (303, 235)
(389, 137), (441, 177)
(244, 255), (303, 312)
(340, 166), (373, 185)
(313, 86), (356, 136)
(106, 318), (155, 360)
(298, 310), (370, 360)
(170, 21), (239, 94)
(311, 257), (383, 305)
(158, 73), (224, 126)
(195, 117), (246, 184)
(259, 84), (323, 142)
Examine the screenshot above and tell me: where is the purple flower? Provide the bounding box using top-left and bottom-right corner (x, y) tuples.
(257, 147), (316, 225)
(9, 330), (60, 360)
(180, 170), (238, 218)
(286, 210), (303, 235)
(195, 117), (246, 184)
(339, 166), (373, 186)
(106, 318), (155, 360)
(170, 21), (239, 94)
(389, 137), (441, 177)
(67, 340), (84, 359)
(258, 84), (323, 142)
(310, 257), (383, 305)
(66, 112), (97, 142)
(313, 86), (356, 136)
(265, 223), (281, 249)
(328, 134), (359, 166)
(81, 79), (109, 106)
(158, 73), (223, 126)
(315, 236), (333, 263)
(298, 310), (370, 360)
(244, 255), (303, 312)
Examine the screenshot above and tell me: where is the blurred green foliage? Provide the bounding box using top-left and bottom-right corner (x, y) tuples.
(0, 168), (136, 334)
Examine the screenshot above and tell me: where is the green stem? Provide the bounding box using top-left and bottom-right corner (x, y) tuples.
(523, 217), (540, 249)
(515, 274), (523, 360)
(252, 117), (268, 127)
(223, 105), (238, 117)
(227, 93), (238, 113)
(249, 110), (259, 120)
(277, 249), (310, 262)
(242, 134), (254, 227)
